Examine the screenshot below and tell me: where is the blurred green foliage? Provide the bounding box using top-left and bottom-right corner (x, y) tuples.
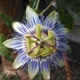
(2, 74), (21, 80)
(0, 34), (13, 61)
(56, 0), (74, 30)
(29, 0), (38, 8)
(0, 13), (13, 30)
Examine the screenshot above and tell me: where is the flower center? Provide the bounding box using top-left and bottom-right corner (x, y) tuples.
(26, 24), (57, 58)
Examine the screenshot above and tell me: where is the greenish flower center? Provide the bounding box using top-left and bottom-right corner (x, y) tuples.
(26, 24), (57, 58)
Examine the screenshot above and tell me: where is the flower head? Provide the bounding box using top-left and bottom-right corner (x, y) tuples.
(3, 6), (69, 79)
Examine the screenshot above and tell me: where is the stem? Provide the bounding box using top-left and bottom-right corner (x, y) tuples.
(63, 52), (72, 80)
(39, 0), (55, 16)
(35, 0), (40, 11)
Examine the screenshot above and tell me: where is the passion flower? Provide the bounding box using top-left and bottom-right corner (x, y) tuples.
(3, 6), (69, 79)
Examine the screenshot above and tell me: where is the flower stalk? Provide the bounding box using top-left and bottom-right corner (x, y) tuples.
(35, 0), (40, 11)
(39, 0), (55, 16)
(63, 52), (72, 80)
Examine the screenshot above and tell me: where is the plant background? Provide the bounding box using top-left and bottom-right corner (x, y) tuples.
(0, 0), (80, 80)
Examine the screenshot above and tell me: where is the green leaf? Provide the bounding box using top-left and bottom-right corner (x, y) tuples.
(56, 0), (74, 30)
(0, 13), (13, 30)
(64, 0), (80, 16)
(0, 34), (12, 57)
(64, 3), (80, 16)
(59, 8), (74, 30)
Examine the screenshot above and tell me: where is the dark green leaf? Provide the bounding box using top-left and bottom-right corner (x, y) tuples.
(0, 13), (13, 30)
(0, 34), (12, 58)
(56, 0), (74, 30)
(64, 3), (80, 16)
(65, 0), (80, 8)
(59, 8), (74, 30)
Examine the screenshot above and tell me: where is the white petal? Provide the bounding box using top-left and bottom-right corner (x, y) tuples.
(47, 10), (58, 22)
(3, 37), (25, 49)
(55, 27), (69, 35)
(43, 11), (58, 30)
(3, 38), (16, 49)
(12, 53), (27, 69)
(44, 10), (58, 24)
(53, 55), (65, 67)
(12, 22), (28, 35)
(28, 60), (39, 79)
(42, 63), (50, 79)
(26, 6), (38, 21)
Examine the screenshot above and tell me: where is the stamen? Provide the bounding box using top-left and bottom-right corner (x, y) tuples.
(25, 25), (56, 58)
(28, 41), (43, 54)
